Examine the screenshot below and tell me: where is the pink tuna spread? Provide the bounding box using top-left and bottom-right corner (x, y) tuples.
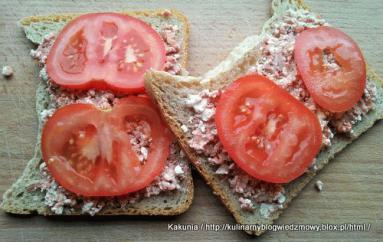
(161, 24), (183, 75)
(30, 23), (186, 215)
(184, 9), (376, 217)
(126, 120), (152, 164)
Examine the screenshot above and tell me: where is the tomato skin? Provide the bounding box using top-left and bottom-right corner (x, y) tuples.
(294, 26), (366, 112)
(46, 13), (166, 94)
(215, 74), (322, 183)
(41, 96), (171, 196)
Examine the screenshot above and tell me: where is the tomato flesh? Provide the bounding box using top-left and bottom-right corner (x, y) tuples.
(41, 96), (171, 196)
(215, 74), (322, 183)
(47, 13), (166, 93)
(294, 26), (366, 112)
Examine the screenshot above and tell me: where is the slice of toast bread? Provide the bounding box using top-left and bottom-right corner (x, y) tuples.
(0, 10), (194, 216)
(144, 0), (383, 235)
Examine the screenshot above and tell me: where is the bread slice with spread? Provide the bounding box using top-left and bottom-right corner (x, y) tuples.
(144, 0), (383, 235)
(1, 9), (194, 216)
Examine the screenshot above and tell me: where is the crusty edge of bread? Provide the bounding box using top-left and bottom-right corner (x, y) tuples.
(144, 0), (383, 235)
(1, 9), (194, 216)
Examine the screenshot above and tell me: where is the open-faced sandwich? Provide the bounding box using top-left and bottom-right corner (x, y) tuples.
(144, 0), (383, 235)
(1, 10), (194, 216)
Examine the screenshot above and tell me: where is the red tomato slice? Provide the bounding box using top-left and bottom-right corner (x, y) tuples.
(215, 74), (322, 183)
(41, 96), (171, 196)
(47, 13), (166, 94)
(294, 26), (366, 112)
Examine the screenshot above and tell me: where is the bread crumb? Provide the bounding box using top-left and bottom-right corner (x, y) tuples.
(276, 192), (286, 204)
(181, 124), (189, 133)
(238, 197), (254, 211)
(162, 9), (172, 18)
(315, 180), (324, 192)
(174, 165), (184, 175)
(40, 108), (55, 124)
(200, 78), (211, 84)
(2, 65), (13, 77)
(310, 158), (318, 171)
(81, 201), (103, 216)
(215, 164), (229, 175)
(259, 203), (281, 218)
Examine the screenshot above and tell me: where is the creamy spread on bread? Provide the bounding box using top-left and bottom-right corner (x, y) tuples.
(29, 23), (187, 215)
(126, 120), (152, 164)
(161, 24), (182, 75)
(182, 8), (376, 216)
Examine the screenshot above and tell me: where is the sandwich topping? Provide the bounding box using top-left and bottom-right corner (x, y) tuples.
(215, 74), (322, 184)
(185, 89), (287, 215)
(294, 26), (367, 113)
(46, 13), (166, 93)
(33, 20), (184, 123)
(29, 14), (187, 214)
(41, 96), (172, 197)
(183, 8), (376, 216)
(161, 24), (183, 75)
(29, 141), (187, 215)
(252, 9), (376, 146)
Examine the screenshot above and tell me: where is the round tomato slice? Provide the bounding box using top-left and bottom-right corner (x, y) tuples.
(41, 96), (171, 196)
(215, 74), (322, 183)
(294, 26), (366, 112)
(47, 13), (166, 93)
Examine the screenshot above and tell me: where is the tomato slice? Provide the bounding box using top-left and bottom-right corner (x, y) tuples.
(294, 26), (366, 112)
(47, 13), (166, 94)
(215, 74), (322, 183)
(41, 96), (171, 196)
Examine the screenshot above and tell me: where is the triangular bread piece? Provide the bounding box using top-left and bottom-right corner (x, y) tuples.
(145, 1), (383, 235)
